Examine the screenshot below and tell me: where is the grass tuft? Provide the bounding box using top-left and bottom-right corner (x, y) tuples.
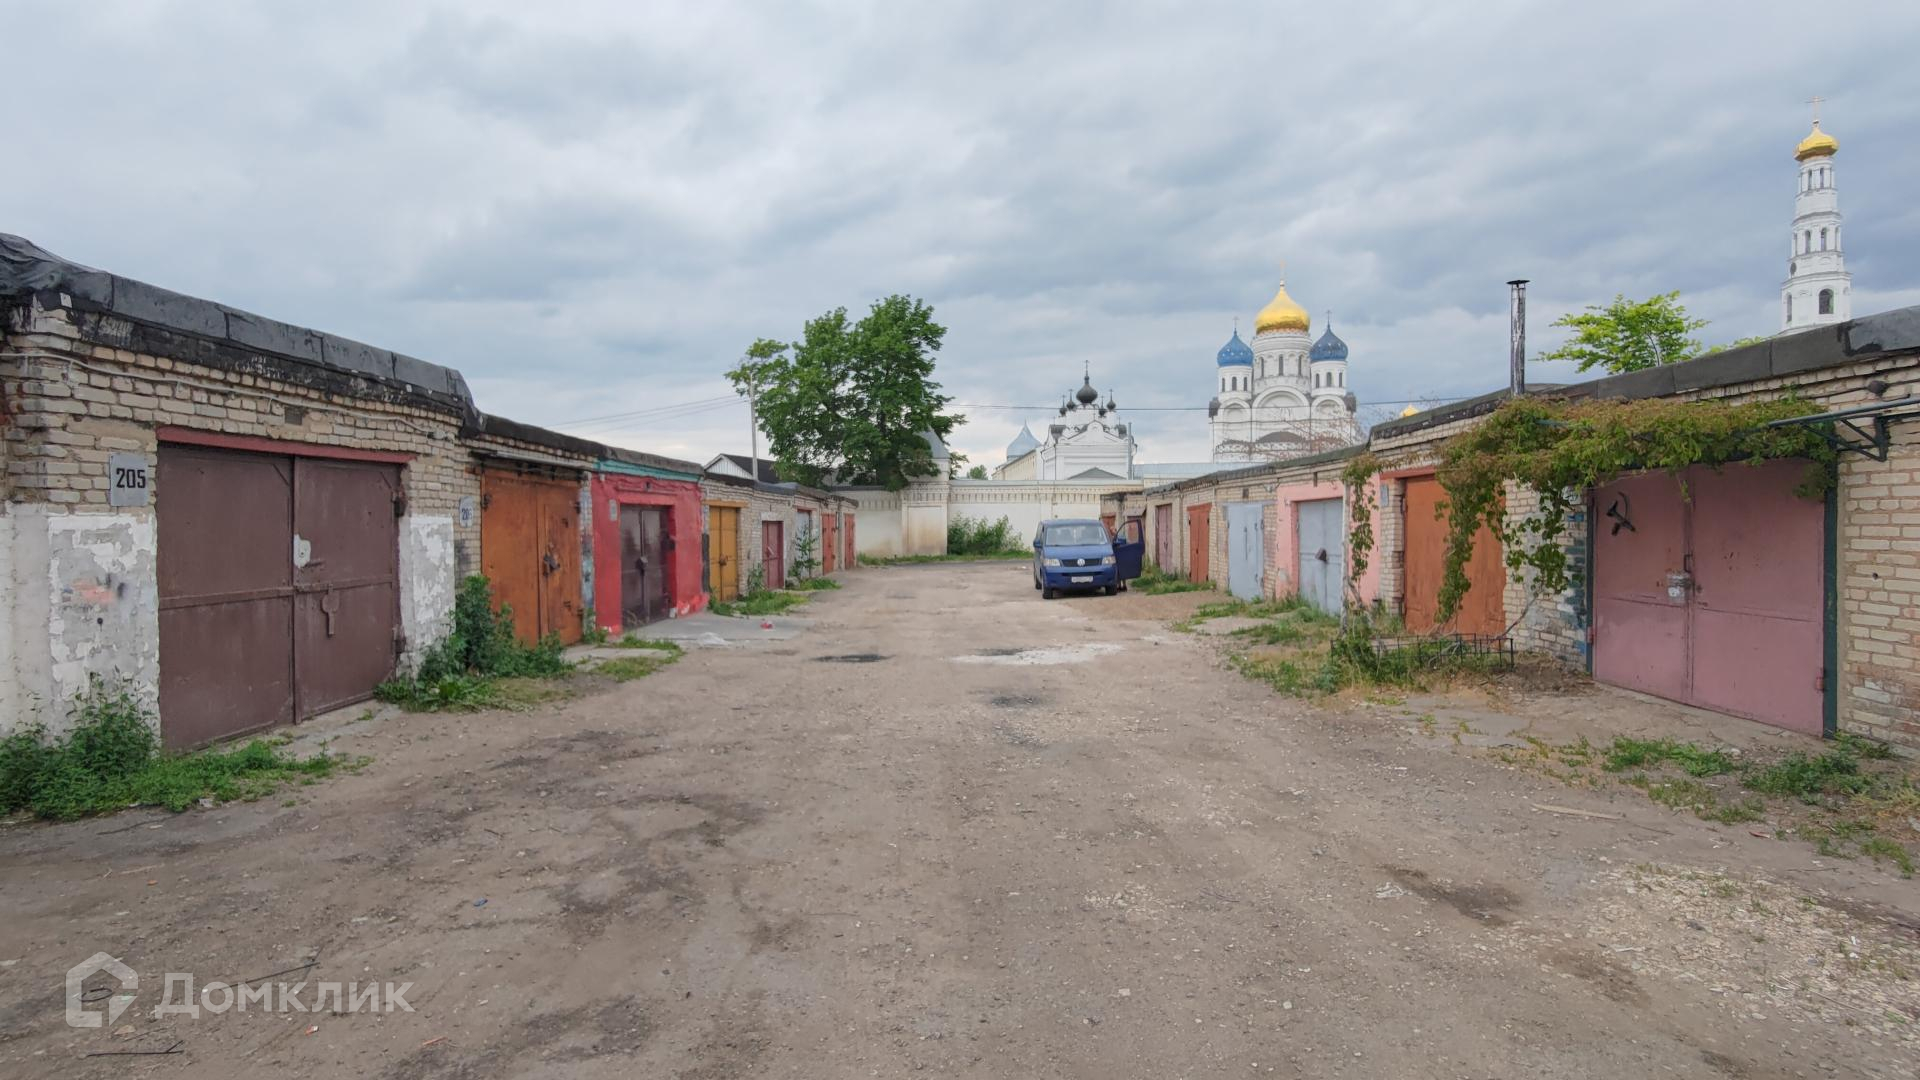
(1744, 750), (1872, 800)
(1602, 737), (1739, 777)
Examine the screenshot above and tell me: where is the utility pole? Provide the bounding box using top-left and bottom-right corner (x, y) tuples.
(743, 362), (760, 483)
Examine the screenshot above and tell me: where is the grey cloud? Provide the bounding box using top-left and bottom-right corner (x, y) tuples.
(6, 0), (1918, 473)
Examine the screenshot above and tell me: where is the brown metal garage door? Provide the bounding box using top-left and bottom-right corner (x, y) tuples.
(158, 446), (401, 748)
(1402, 475), (1504, 636)
(481, 467), (583, 645)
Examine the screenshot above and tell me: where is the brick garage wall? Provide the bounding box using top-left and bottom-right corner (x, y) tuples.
(701, 478), (797, 589)
(1583, 354), (1918, 747)
(1367, 324), (1920, 750)
(1, 296), (475, 732)
(1838, 423), (1920, 746)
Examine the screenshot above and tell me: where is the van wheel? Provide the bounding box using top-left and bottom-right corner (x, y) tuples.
(1104, 584), (1118, 596)
(1042, 586), (1056, 600)
(1033, 573), (1041, 590)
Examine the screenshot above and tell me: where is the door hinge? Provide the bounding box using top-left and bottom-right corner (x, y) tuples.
(393, 491), (409, 517)
(1815, 668), (1826, 692)
(393, 627), (409, 656)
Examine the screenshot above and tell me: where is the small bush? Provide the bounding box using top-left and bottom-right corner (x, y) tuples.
(946, 514), (1025, 556)
(0, 680), (342, 820)
(790, 577), (841, 591)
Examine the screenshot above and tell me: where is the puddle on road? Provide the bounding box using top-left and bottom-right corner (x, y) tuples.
(988, 693), (1047, 708)
(953, 643), (1123, 666)
(815, 653), (889, 663)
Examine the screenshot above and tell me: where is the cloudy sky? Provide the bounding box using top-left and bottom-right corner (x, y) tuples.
(11, 1), (1920, 466)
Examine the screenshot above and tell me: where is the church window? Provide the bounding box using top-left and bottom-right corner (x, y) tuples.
(1819, 227), (1827, 250)
(1785, 295), (1793, 322)
(1818, 289), (1833, 315)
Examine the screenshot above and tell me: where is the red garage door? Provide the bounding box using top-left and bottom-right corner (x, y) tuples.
(1592, 460), (1824, 734)
(158, 445), (401, 748)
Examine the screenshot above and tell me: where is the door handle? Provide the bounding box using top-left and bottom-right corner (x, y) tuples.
(542, 552), (559, 575)
(1316, 548), (1329, 563)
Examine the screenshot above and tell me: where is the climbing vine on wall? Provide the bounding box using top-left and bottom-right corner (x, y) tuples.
(1339, 451), (1383, 601)
(1345, 396), (1838, 626)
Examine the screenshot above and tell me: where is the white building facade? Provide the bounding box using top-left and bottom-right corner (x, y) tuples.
(1780, 118), (1851, 333)
(1209, 276), (1361, 462)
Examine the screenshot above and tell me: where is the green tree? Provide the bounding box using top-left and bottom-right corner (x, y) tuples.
(1539, 291), (1708, 374)
(964, 464), (988, 479)
(1700, 335), (1770, 356)
(732, 295), (963, 490)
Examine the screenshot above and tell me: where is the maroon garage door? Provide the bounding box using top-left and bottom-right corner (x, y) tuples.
(1591, 459), (1824, 735)
(158, 445), (401, 748)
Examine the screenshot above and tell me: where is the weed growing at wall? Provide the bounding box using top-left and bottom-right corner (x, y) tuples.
(710, 589), (810, 617)
(792, 526), (821, 579)
(0, 680), (346, 820)
(1345, 397), (1835, 624)
(1134, 563), (1211, 594)
(378, 576), (573, 711)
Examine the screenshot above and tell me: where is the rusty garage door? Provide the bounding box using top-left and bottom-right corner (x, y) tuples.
(1186, 503), (1211, 584)
(1592, 460), (1824, 734)
(482, 467), (583, 645)
(158, 445), (401, 748)
(1402, 475), (1504, 636)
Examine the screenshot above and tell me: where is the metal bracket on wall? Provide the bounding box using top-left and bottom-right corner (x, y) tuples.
(1820, 415), (1891, 462)
(1763, 400), (1920, 464)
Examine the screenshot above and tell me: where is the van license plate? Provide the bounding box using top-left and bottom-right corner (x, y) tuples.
(1071, 575), (1094, 583)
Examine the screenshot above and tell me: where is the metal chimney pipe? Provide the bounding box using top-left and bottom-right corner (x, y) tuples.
(1506, 279), (1529, 397)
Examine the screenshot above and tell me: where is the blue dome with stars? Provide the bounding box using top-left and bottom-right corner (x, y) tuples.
(1215, 330), (1254, 367)
(1309, 326), (1349, 363)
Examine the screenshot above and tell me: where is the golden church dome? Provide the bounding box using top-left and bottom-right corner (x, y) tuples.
(1400, 404), (1421, 418)
(1795, 122), (1838, 161)
(1254, 280), (1310, 334)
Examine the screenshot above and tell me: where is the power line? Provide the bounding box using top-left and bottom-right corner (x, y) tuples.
(560, 394), (740, 427)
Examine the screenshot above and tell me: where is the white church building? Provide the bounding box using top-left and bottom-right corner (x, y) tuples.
(993, 371), (1139, 481)
(1780, 115), (1851, 334)
(1208, 276), (1363, 462)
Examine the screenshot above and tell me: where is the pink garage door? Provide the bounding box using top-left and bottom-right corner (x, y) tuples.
(1591, 459), (1824, 734)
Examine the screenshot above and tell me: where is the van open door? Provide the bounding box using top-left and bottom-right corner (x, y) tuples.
(1113, 516), (1145, 586)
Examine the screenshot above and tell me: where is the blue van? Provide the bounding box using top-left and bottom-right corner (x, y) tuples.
(1032, 518), (1144, 598)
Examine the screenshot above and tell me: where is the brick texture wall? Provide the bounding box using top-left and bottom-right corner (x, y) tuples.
(5, 308), (473, 518)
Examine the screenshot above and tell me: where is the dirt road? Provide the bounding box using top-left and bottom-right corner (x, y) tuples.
(2, 562), (1914, 1078)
